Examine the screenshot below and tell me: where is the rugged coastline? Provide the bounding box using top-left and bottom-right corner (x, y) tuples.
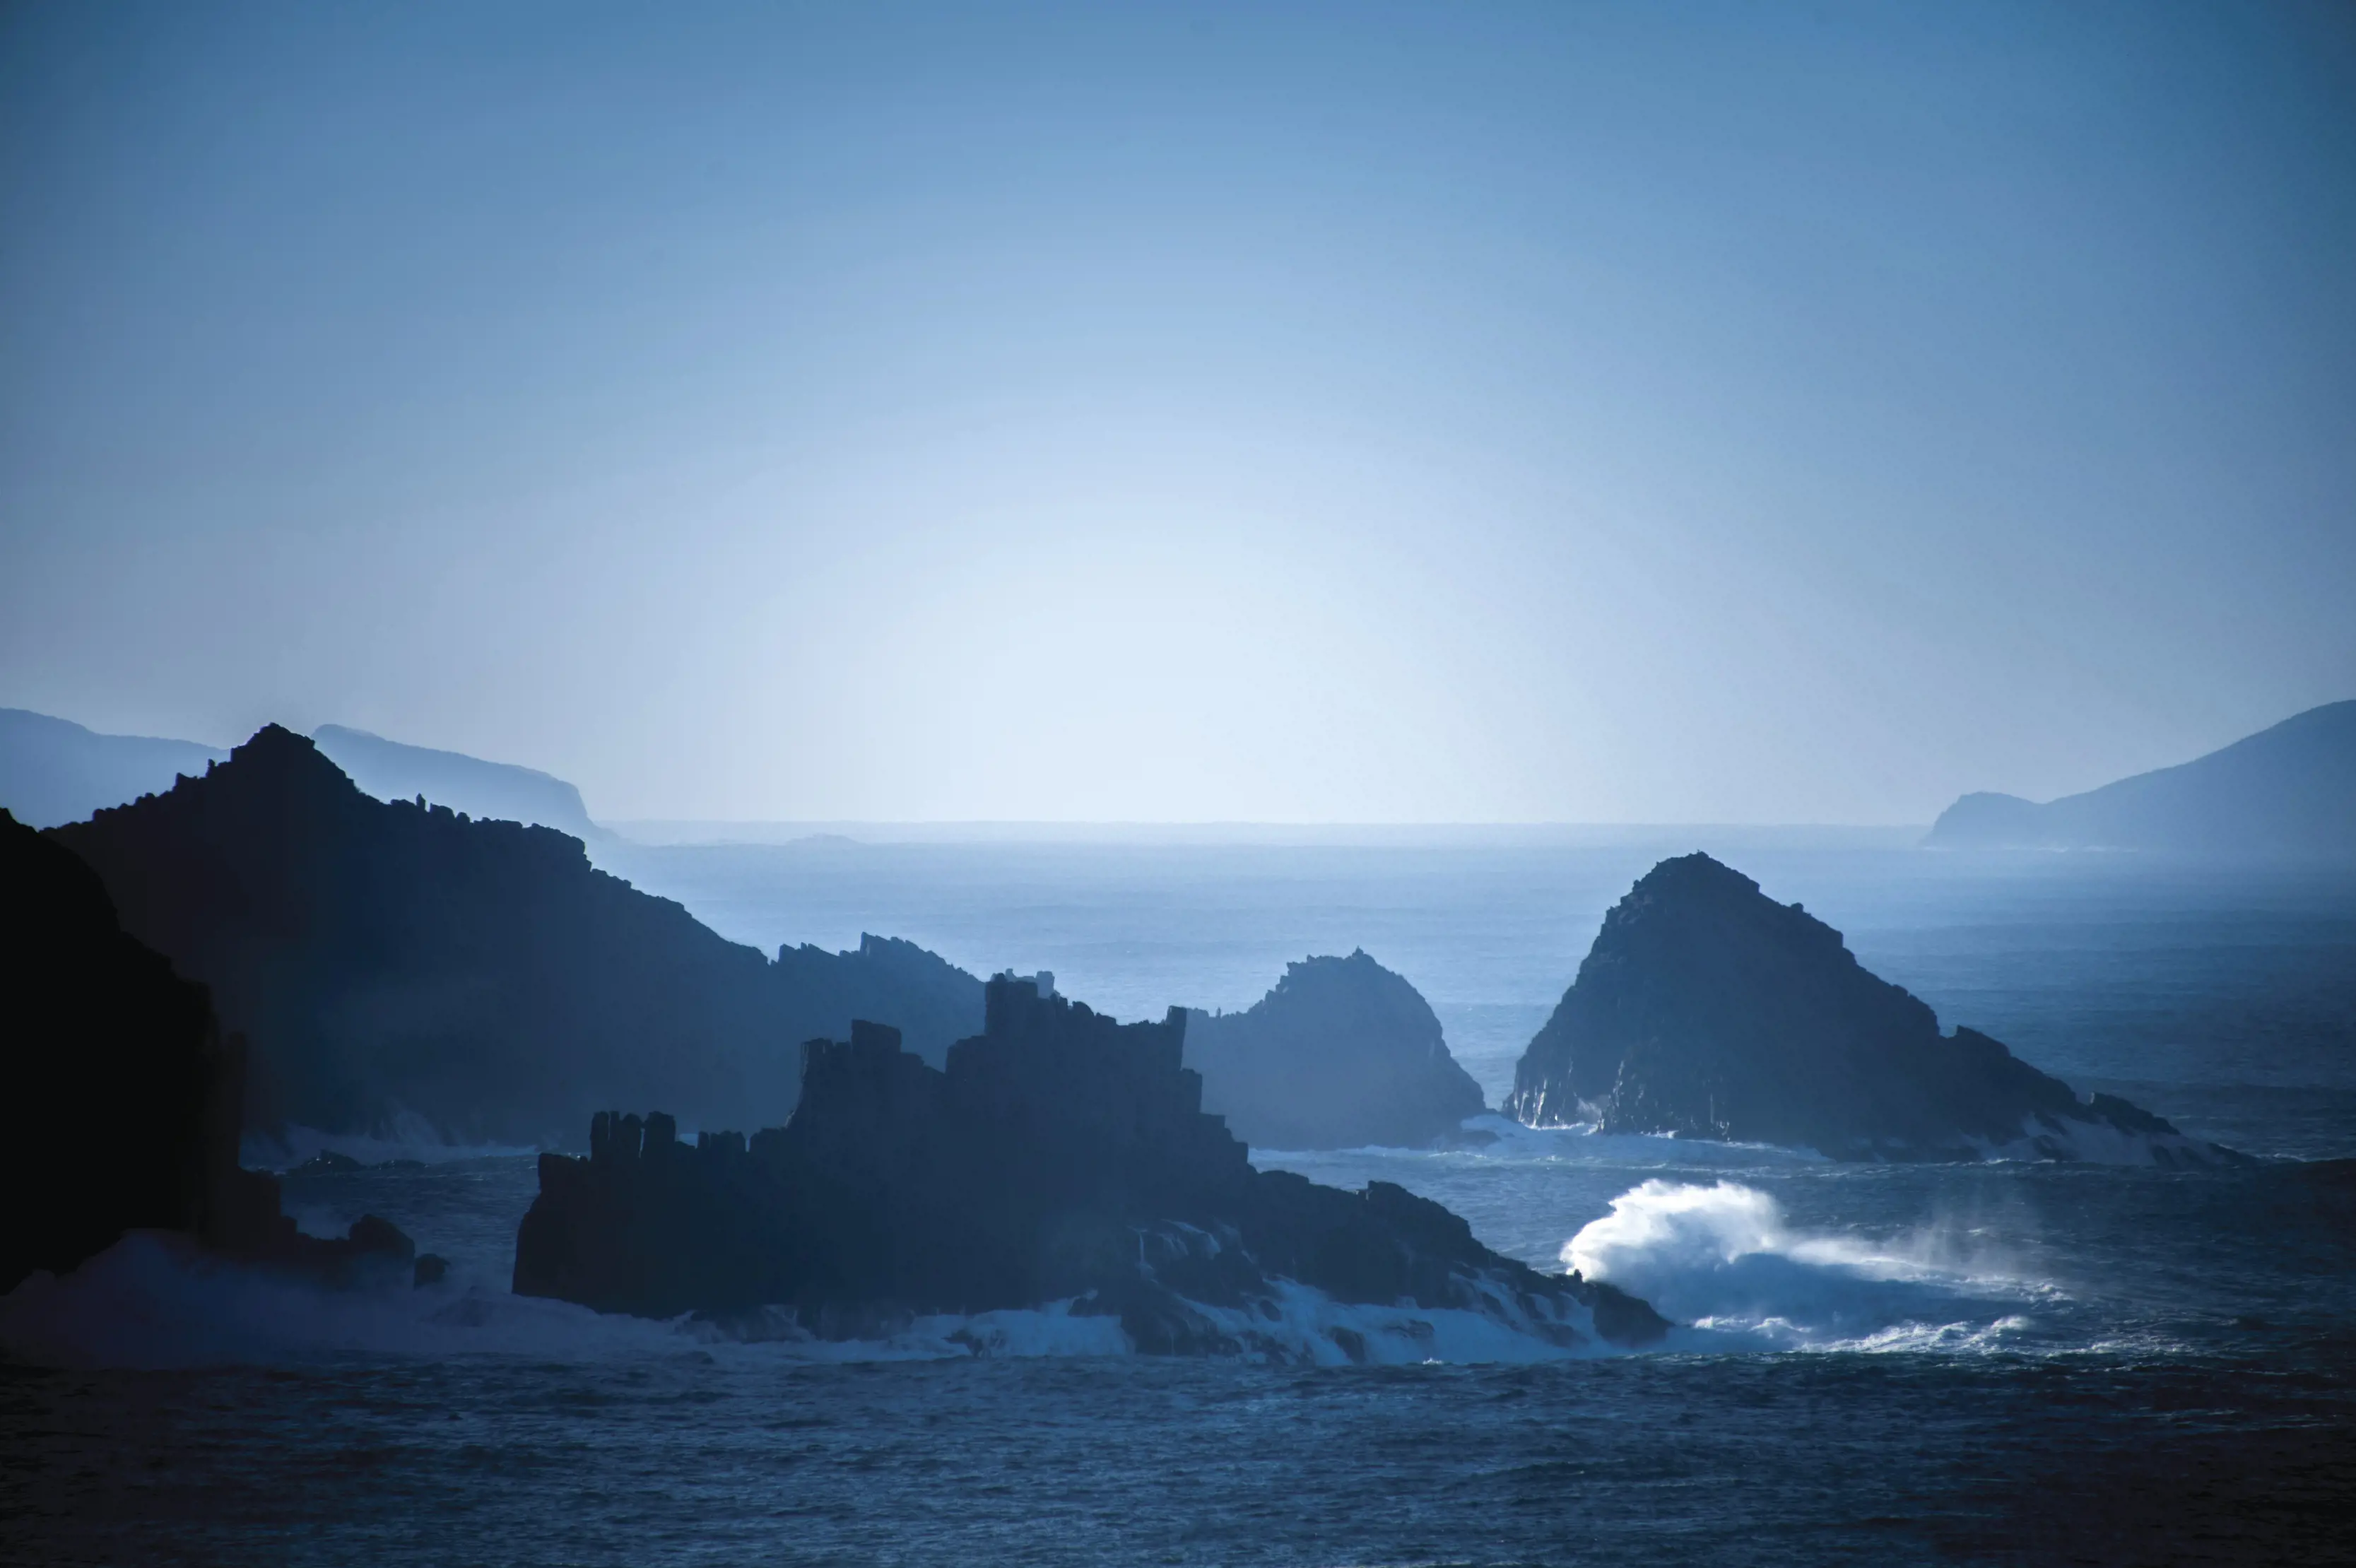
(517, 977), (1667, 1357)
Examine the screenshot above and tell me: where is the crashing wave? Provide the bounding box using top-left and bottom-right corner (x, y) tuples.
(1562, 1178), (2057, 1352)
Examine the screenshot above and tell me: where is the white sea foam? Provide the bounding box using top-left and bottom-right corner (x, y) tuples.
(1563, 1179), (2050, 1351)
(0, 1232), (1618, 1371)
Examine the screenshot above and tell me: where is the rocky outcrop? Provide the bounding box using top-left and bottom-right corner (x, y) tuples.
(1, 808), (433, 1292)
(1185, 951), (1486, 1149)
(1505, 854), (2237, 1165)
(515, 977), (1667, 1357)
(46, 726), (983, 1144)
(1924, 699), (2356, 855)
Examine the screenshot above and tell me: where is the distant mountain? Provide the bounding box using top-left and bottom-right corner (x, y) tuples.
(1925, 700), (2356, 855)
(1185, 952), (1487, 1150)
(47, 726), (983, 1145)
(1506, 854), (2233, 1165)
(0, 708), (225, 828)
(312, 724), (605, 839)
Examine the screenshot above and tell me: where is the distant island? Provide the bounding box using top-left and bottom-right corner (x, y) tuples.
(1506, 853), (2237, 1164)
(1924, 699), (2356, 856)
(1185, 951), (1487, 1150)
(47, 725), (982, 1145)
(517, 977), (1668, 1357)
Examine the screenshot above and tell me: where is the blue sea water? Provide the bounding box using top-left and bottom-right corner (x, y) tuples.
(4, 839), (2352, 1564)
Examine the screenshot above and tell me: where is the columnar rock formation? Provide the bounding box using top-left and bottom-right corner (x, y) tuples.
(47, 725), (982, 1143)
(516, 978), (1668, 1355)
(1185, 951), (1487, 1149)
(1507, 853), (2236, 1165)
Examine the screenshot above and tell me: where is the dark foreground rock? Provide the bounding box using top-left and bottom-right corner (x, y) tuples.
(1186, 951), (1487, 1149)
(1505, 853), (2239, 1165)
(48, 724), (982, 1144)
(1, 807), (432, 1293)
(516, 977), (1667, 1356)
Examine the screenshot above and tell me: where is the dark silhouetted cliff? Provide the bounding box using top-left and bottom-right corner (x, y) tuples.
(2, 808), (426, 1292)
(515, 978), (1667, 1355)
(0, 707), (225, 829)
(1185, 951), (1486, 1149)
(47, 726), (982, 1145)
(1506, 854), (2235, 1164)
(1924, 700), (2356, 855)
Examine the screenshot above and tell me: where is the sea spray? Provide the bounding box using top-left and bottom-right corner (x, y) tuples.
(1563, 1179), (2051, 1349)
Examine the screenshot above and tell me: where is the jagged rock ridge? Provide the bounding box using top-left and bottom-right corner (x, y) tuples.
(1185, 950), (1486, 1149)
(515, 977), (1668, 1357)
(0, 707), (225, 829)
(47, 725), (982, 1144)
(1505, 853), (2236, 1165)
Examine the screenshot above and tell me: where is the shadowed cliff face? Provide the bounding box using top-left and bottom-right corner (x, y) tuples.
(514, 978), (1667, 1355)
(45, 726), (982, 1145)
(1, 808), (237, 1291)
(1505, 854), (2233, 1164)
(1185, 951), (1487, 1150)
(1, 807), (425, 1292)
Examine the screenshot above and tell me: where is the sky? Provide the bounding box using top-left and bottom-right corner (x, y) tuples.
(3, 1), (2352, 823)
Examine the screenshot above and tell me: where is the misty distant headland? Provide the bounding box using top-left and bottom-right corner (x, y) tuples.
(1926, 700), (2356, 857)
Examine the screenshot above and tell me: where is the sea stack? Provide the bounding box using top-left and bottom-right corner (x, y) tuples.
(1185, 950), (1487, 1150)
(516, 977), (1668, 1357)
(1505, 853), (2235, 1165)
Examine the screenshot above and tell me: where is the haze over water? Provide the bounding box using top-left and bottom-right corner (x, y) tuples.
(4, 2), (2354, 1563)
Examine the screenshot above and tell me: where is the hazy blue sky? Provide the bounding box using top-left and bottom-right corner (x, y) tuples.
(4, 1), (2351, 822)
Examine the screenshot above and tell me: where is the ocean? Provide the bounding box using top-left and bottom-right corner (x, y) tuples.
(4, 837), (2351, 1564)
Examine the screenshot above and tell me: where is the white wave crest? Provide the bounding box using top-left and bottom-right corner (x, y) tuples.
(1563, 1179), (2049, 1351)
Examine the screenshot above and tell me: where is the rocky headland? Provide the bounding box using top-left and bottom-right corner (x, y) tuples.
(1184, 951), (1487, 1149)
(47, 725), (982, 1145)
(515, 977), (1667, 1357)
(312, 723), (607, 840)
(1924, 698), (2356, 856)
(2, 807), (435, 1294)
(1505, 853), (2237, 1165)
